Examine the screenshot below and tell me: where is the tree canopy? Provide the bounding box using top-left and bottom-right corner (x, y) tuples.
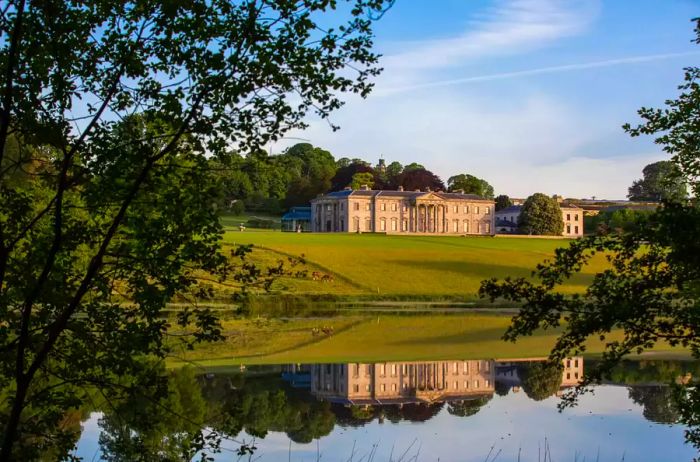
(480, 19), (700, 449)
(0, 0), (392, 458)
(447, 174), (495, 199)
(396, 167), (445, 192)
(518, 193), (564, 236)
(495, 194), (513, 211)
(628, 160), (688, 202)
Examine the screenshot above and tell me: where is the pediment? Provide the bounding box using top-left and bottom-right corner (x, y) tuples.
(414, 192), (442, 202)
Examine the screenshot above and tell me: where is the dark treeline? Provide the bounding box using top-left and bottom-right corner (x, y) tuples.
(210, 143), (496, 214)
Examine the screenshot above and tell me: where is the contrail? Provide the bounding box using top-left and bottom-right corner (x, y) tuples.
(378, 51), (700, 96)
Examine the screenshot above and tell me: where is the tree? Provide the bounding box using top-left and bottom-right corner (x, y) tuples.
(628, 160), (688, 202)
(480, 19), (700, 449)
(518, 362), (563, 401)
(518, 193), (564, 235)
(402, 162), (425, 172)
(330, 162), (375, 191)
(351, 172), (375, 190)
(395, 168), (445, 192)
(0, 1), (390, 458)
(282, 143), (337, 208)
(385, 161), (403, 183)
(446, 396), (492, 417)
(447, 174), (495, 199)
(495, 194), (513, 211)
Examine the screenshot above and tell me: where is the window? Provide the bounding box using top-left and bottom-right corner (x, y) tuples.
(484, 362), (490, 372)
(392, 364), (397, 376)
(392, 383), (397, 391)
(453, 362), (458, 373)
(567, 360), (571, 367)
(340, 203), (344, 211)
(566, 213), (571, 221)
(403, 383), (408, 390)
(567, 225), (571, 234)
(354, 202), (360, 211)
(340, 219), (344, 231)
(365, 365), (372, 376)
(403, 205), (408, 212)
(485, 379), (490, 387)
(391, 218), (397, 231)
(463, 362), (469, 373)
(464, 206), (469, 213)
(454, 381), (458, 390)
(453, 205), (458, 213)
(365, 384), (371, 391)
(353, 364), (359, 377)
(381, 383), (386, 392)
(566, 373), (571, 380)
(464, 381), (469, 388)
(381, 203), (386, 211)
(475, 206), (480, 214)
(365, 203), (370, 211)
(453, 220), (459, 232)
(353, 217), (360, 232)
(484, 222), (491, 233)
(353, 384), (359, 393)
(365, 218), (371, 231)
(575, 214), (579, 221)
(380, 218), (386, 231)
(464, 221), (469, 233)
(402, 219), (408, 231)
(474, 380), (480, 388)
(574, 372), (579, 379)
(391, 203), (397, 211)
(485, 206), (491, 214)
(380, 364), (386, 376)
(574, 359), (579, 367)
(575, 225), (579, 234)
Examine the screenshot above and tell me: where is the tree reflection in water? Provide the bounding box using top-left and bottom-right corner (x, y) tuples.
(63, 358), (700, 460)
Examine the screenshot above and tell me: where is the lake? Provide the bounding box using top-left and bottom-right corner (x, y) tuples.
(71, 357), (698, 461)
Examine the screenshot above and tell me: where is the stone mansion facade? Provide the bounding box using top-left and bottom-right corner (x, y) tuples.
(310, 187), (496, 235)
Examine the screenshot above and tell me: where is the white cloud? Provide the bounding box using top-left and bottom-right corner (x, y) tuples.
(381, 0), (598, 73)
(284, 89), (660, 200)
(378, 51), (700, 96)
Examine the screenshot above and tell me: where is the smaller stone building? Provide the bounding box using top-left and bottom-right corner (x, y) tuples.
(494, 204), (584, 237)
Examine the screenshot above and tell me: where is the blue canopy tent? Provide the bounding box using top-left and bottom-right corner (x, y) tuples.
(281, 206), (311, 232)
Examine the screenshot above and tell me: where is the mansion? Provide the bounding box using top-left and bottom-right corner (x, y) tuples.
(310, 186), (496, 235)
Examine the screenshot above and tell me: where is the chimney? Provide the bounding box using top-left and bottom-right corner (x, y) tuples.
(360, 184), (369, 191)
(344, 186), (352, 191)
(398, 186), (404, 192)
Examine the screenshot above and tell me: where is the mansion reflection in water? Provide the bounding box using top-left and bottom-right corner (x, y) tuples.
(284, 357), (584, 406)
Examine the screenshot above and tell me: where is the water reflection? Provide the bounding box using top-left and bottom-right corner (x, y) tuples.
(292, 357), (582, 408)
(71, 357), (700, 461)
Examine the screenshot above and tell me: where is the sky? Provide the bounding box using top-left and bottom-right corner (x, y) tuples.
(274, 0), (700, 200)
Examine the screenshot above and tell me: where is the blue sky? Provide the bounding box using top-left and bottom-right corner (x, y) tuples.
(277, 0), (700, 199)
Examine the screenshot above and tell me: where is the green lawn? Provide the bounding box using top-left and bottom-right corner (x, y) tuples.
(221, 230), (608, 297)
(169, 313), (684, 367)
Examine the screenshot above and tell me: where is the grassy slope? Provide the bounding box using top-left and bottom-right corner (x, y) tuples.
(221, 230), (608, 297)
(170, 314), (683, 367)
